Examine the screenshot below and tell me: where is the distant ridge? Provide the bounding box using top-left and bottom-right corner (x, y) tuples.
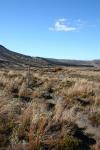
(0, 45), (100, 68)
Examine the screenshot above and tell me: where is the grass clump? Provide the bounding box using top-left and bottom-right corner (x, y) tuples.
(56, 135), (83, 150)
(0, 114), (15, 147)
(89, 112), (100, 127)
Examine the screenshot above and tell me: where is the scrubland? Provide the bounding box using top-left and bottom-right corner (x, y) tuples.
(0, 67), (100, 150)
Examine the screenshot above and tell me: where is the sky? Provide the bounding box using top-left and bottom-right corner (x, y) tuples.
(0, 0), (100, 60)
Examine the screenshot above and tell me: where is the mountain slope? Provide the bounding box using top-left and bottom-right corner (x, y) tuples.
(0, 45), (100, 68)
(0, 45), (50, 68)
(43, 58), (95, 67)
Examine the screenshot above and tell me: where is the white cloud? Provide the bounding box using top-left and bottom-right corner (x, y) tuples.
(75, 19), (97, 29)
(49, 18), (97, 32)
(58, 18), (66, 22)
(49, 18), (76, 32)
(75, 19), (87, 28)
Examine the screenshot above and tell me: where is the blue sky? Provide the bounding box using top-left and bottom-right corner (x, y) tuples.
(0, 0), (100, 60)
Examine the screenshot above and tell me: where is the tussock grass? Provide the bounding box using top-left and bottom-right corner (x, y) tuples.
(0, 67), (100, 149)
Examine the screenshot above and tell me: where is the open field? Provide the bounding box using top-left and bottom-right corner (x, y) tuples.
(0, 67), (100, 150)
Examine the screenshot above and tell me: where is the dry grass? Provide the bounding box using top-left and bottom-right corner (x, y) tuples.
(0, 67), (100, 149)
